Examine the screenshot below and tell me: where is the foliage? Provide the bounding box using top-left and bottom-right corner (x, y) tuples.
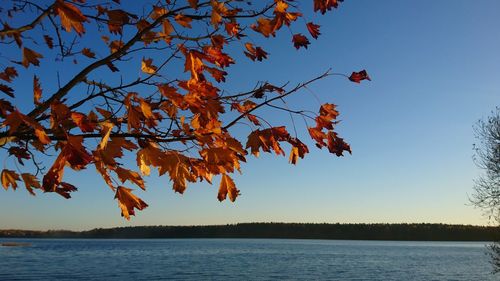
(471, 107), (500, 273)
(0, 0), (369, 219)
(1, 223), (499, 242)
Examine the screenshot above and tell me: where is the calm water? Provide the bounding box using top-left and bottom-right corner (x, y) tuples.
(0, 239), (496, 280)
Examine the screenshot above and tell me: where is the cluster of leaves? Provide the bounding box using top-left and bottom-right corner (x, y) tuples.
(0, 0), (369, 219)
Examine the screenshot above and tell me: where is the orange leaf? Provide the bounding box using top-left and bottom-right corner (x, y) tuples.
(218, 173), (239, 202)
(115, 186), (148, 220)
(33, 75), (42, 105)
(54, 0), (87, 35)
(71, 112), (96, 132)
(22, 47), (43, 68)
(21, 173), (41, 196)
(115, 167), (145, 190)
(99, 122), (114, 149)
(141, 57), (157, 74)
(1, 169), (20, 190)
(251, 17), (275, 37)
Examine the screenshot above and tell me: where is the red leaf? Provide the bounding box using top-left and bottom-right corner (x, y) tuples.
(306, 22), (321, 39)
(292, 34), (310, 49)
(349, 70), (371, 83)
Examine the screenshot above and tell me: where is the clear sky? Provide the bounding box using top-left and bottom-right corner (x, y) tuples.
(1, 1), (499, 230)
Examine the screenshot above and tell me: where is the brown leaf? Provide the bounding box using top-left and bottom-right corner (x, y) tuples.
(306, 22), (321, 39)
(188, 0), (198, 9)
(81, 48), (96, 58)
(0, 67), (18, 82)
(106, 9), (130, 35)
(292, 34), (310, 49)
(0, 84), (14, 98)
(1, 169), (20, 190)
(33, 75), (42, 105)
(115, 186), (148, 220)
(349, 70), (371, 83)
(43, 35), (54, 49)
(55, 182), (77, 199)
(313, 0), (343, 14)
(289, 138), (309, 164)
(175, 14), (192, 28)
(22, 47), (43, 68)
(327, 131), (351, 156)
(244, 43), (268, 61)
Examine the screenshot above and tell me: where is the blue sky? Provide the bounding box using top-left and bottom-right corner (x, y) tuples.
(1, 1), (499, 230)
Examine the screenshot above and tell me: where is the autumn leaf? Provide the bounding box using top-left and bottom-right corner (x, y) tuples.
(8, 147), (31, 165)
(22, 47), (43, 68)
(306, 22), (321, 39)
(115, 186), (148, 220)
(188, 0), (198, 9)
(106, 9), (130, 35)
(175, 14), (192, 28)
(1, 169), (20, 190)
(292, 34), (310, 49)
(349, 70), (371, 83)
(218, 173), (239, 202)
(289, 138), (309, 164)
(55, 182), (78, 199)
(0, 84), (14, 98)
(81, 48), (96, 58)
(327, 131), (351, 156)
(115, 167), (145, 190)
(0, 67), (18, 82)
(54, 0), (87, 35)
(244, 43), (268, 61)
(251, 17), (275, 37)
(71, 112), (96, 132)
(313, 0), (343, 14)
(33, 75), (42, 105)
(43, 35), (54, 49)
(246, 127), (291, 156)
(141, 57), (158, 74)
(21, 173), (41, 196)
(99, 121), (114, 149)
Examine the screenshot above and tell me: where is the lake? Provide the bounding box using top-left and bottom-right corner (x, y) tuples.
(0, 239), (496, 280)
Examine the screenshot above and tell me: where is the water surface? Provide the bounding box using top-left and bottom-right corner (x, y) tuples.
(0, 239), (496, 280)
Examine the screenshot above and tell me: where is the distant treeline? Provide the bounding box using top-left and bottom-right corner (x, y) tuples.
(1, 223), (499, 241)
